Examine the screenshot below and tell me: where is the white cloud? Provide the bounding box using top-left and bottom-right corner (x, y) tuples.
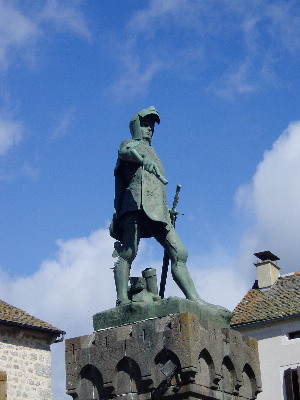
(189, 257), (249, 311)
(0, 0), (90, 70)
(51, 107), (76, 140)
(210, 1), (300, 97)
(127, 0), (187, 34)
(0, 115), (22, 155)
(110, 0), (300, 100)
(39, 0), (91, 40)
(265, 2), (300, 54)
(19, 163), (39, 179)
(0, 229), (116, 335)
(109, 54), (166, 100)
(0, 0), (39, 70)
(236, 121), (300, 270)
(0, 163), (39, 181)
(108, 0), (201, 99)
(209, 59), (256, 99)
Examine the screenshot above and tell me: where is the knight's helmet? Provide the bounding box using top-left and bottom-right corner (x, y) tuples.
(129, 106), (160, 139)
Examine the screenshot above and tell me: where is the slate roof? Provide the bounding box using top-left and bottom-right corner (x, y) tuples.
(0, 299), (65, 335)
(231, 272), (300, 326)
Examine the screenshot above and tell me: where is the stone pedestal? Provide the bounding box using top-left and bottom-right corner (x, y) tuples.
(65, 312), (261, 399)
(93, 297), (232, 330)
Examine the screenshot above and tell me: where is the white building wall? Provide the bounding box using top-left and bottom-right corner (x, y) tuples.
(235, 316), (300, 400)
(0, 324), (54, 400)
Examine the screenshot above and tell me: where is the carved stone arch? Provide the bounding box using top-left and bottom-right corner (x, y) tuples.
(155, 348), (181, 367)
(220, 356), (237, 394)
(77, 364), (105, 400)
(154, 348), (181, 387)
(239, 363), (258, 399)
(113, 356), (143, 395)
(196, 348), (216, 388)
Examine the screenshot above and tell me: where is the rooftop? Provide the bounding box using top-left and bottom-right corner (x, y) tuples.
(0, 299), (65, 335)
(231, 272), (300, 327)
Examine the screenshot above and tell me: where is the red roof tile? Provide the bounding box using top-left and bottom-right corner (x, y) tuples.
(0, 299), (64, 335)
(231, 273), (300, 326)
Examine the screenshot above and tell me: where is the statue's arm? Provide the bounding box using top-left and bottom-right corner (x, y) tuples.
(119, 143), (156, 171)
(118, 141), (167, 184)
(118, 141), (154, 168)
(118, 141), (143, 163)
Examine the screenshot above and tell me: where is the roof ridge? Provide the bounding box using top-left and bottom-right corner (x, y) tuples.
(0, 299), (64, 334)
(231, 273), (300, 326)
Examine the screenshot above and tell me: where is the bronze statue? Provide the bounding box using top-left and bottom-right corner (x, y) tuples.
(110, 106), (207, 306)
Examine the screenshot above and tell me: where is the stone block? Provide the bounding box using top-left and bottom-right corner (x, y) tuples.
(66, 312), (261, 399)
(93, 297), (231, 330)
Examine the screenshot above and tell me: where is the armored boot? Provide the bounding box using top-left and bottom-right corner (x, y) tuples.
(171, 260), (205, 303)
(172, 261), (232, 325)
(114, 257), (131, 306)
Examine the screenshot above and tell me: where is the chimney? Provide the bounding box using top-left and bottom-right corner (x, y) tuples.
(254, 251), (280, 289)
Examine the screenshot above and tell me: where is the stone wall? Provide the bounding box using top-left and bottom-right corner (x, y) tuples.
(66, 312), (262, 400)
(0, 323), (54, 400)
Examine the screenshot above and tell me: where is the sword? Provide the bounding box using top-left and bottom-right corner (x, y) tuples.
(159, 184), (182, 299)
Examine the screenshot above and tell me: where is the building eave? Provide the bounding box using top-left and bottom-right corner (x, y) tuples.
(231, 312), (300, 330)
(0, 318), (65, 337)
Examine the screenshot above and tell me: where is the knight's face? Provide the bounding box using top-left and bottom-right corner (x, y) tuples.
(139, 116), (155, 144)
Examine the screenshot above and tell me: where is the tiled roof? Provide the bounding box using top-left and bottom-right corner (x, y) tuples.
(0, 299), (64, 335)
(231, 272), (300, 326)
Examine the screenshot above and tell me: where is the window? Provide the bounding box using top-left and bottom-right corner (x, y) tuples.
(0, 371), (7, 400)
(284, 367), (300, 400)
(288, 331), (300, 340)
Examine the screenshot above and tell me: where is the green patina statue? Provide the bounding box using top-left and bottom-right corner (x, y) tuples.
(109, 106), (230, 322)
(105, 106), (232, 329)
(110, 106), (206, 306)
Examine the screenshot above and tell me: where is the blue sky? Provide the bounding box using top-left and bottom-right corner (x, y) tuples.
(1, 0), (300, 397)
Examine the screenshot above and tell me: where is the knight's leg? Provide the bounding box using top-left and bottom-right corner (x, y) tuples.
(114, 215), (140, 306)
(154, 226), (233, 325)
(158, 227), (205, 303)
(114, 258), (131, 306)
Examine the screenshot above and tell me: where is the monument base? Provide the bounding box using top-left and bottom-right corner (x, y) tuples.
(66, 312), (261, 399)
(93, 296), (232, 330)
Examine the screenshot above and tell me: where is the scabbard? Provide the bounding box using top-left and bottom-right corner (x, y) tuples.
(159, 250), (170, 299)
(159, 184), (182, 299)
